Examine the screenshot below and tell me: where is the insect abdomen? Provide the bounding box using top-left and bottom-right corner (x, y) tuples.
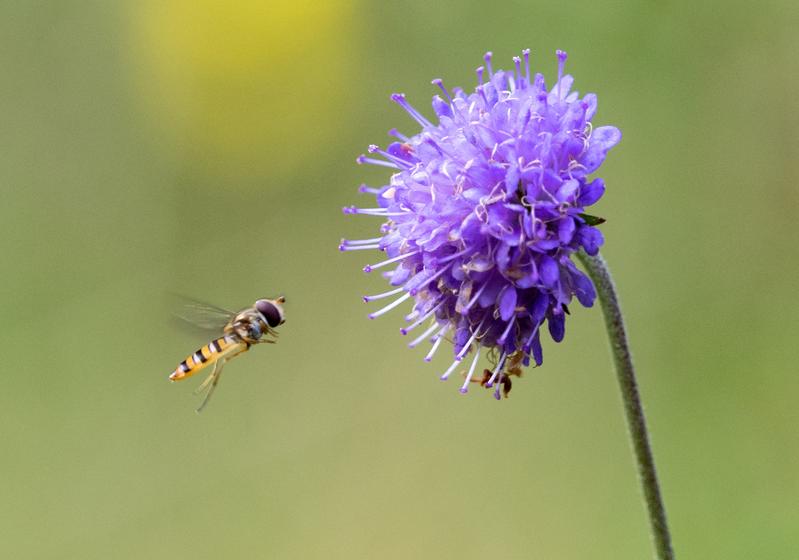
(169, 335), (243, 381)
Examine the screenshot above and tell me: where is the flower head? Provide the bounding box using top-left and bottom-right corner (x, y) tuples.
(341, 50), (621, 398)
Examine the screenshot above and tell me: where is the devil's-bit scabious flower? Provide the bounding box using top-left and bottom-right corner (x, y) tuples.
(341, 50), (621, 398)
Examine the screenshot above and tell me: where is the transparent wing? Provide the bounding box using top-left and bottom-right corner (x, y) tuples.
(170, 293), (236, 332)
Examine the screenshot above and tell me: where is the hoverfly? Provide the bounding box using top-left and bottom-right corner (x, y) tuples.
(169, 296), (286, 412)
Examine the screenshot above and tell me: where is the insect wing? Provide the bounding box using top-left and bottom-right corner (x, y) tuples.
(171, 294), (236, 332)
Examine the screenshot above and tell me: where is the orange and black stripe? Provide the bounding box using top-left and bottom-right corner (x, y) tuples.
(170, 335), (243, 381)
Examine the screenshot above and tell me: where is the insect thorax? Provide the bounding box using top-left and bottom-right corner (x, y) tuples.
(229, 310), (268, 344)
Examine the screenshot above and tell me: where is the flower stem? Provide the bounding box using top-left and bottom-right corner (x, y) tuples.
(576, 250), (675, 560)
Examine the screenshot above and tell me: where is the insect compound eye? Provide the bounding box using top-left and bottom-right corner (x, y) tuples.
(255, 299), (283, 328)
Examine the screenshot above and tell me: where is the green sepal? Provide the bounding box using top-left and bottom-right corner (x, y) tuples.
(578, 213), (606, 226)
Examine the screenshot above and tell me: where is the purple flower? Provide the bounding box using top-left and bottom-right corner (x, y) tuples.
(341, 50), (621, 398)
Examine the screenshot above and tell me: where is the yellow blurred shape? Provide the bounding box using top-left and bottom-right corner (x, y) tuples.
(129, 1), (356, 184)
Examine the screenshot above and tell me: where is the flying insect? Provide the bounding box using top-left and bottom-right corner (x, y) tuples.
(169, 296), (286, 412)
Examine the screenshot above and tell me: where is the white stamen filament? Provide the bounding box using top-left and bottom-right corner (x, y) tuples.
(485, 352), (508, 387)
(477, 85), (489, 107)
(409, 265), (450, 296)
(497, 315), (516, 345)
(456, 316), (487, 361)
(440, 358), (461, 381)
(339, 243), (380, 251)
(391, 94), (434, 128)
(363, 286), (404, 302)
(494, 377), (503, 400)
(523, 49), (530, 83)
(363, 251), (419, 273)
(459, 347), (482, 393)
(524, 322), (542, 348)
(388, 128), (409, 141)
(424, 325), (450, 362)
(401, 300), (444, 335)
(464, 282), (488, 311)
(342, 237), (383, 245)
(359, 184), (381, 194)
(351, 208), (409, 217)
(438, 247), (470, 264)
(432, 78), (453, 103)
(368, 292), (411, 319)
(358, 156), (399, 169)
(369, 146), (413, 169)
(408, 321), (441, 348)
(404, 309), (420, 322)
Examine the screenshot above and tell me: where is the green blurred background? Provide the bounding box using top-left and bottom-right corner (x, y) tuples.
(2, 1), (797, 558)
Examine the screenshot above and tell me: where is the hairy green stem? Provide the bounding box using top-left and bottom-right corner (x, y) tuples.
(576, 250), (675, 560)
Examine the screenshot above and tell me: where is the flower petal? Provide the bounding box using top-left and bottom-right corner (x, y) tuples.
(578, 178), (605, 207)
(582, 93), (598, 120)
(577, 226), (604, 256)
(499, 287), (517, 321)
(558, 217), (576, 244)
(556, 179), (580, 202)
(548, 310), (565, 342)
(432, 95), (452, 119)
(581, 126), (621, 173)
(539, 255), (559, 287)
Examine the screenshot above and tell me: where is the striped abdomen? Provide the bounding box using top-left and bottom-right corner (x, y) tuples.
(169, 335), (247, 381)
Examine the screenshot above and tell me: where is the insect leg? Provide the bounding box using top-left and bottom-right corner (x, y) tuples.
(256, 327), (278, 344)
(196, 359), (226, 413)
(193, 359), (220, 395)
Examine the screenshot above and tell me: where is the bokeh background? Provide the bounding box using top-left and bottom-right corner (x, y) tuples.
(2, 1), (797, 558)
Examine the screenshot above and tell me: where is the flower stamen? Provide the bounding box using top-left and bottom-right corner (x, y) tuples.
(497, 315), (516, 345)
(431, 78), (453, 103)
(459, 347), (482, 394)
(556, 50), (568, 100)
(407, 265), (451, 296)
(493, 375), (504, 400)
(476, 65), (485, 86)
(483, 51), (494, 77)
(401, 300), (444, 335)
(408, 321), (442, 348)
(343, 206), (409, 217)
(367, 291), (412, 319)
(363, 250), (419, 273)
(391, 93), (433, 128)
(424, 324), (451, 362)
(363, 286), (404, 303)
(356, 154), (399, 169)
(484, 352), (508, 388)
(439, 358), (461, 381)
(456, 316), (488, 361)
(341, 236), (383, 246)
(463, 282), (488, 312)
(522, 49), (531, 84)
(339, 243), (381, 252)
(358, 185), (381, 195)
(388, 128), (409, 141)
(367, 144), (414, 169)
